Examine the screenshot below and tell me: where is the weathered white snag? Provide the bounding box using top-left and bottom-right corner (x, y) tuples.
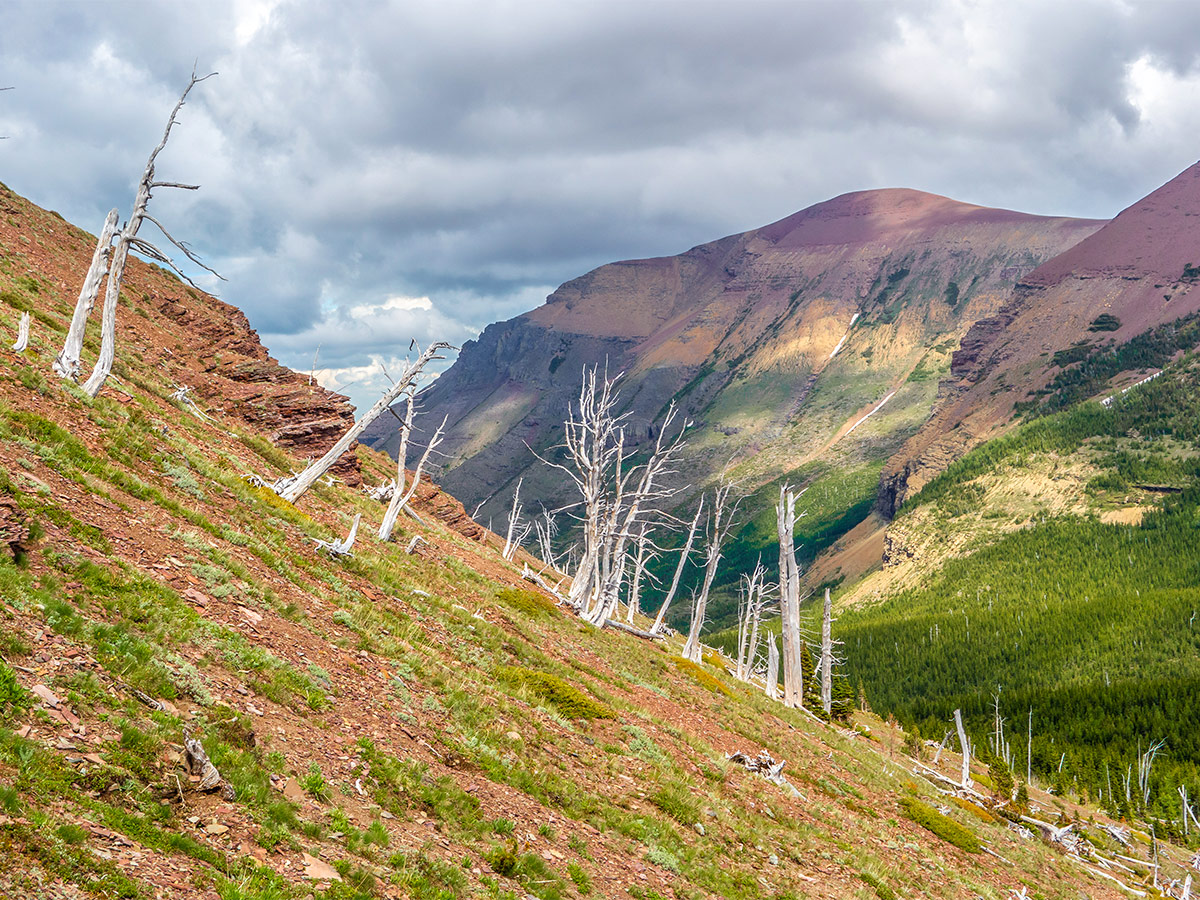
(735, 560), (768, 682)
(502, 478), (531, 561)
(54, 208), (119, 378)
(276, 342), (449, 504)
(82, 70), (220, 398)
(650, 497), (703, 634)
(820, 587), (833, 715)
(683, 480), (739, 662)
(766, 632), (780, 701)
(776, 486), (808, 708)
(10, 312), (30, 353)
(541, 365), (688, 627)
(625, 523), (656, 623)
(378, 410), (447, 541)
(954, 708), (972, 788)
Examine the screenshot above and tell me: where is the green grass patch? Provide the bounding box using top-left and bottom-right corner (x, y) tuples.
(495, 666), (615, 720)
(899, 796), (980, 852)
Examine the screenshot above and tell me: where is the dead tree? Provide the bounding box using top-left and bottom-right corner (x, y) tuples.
(82, 69), (222, 398)
(54, 208), (119, 378)
(776, 485), (808, 708)
(625, 522), (657, 623)
(819, 587), (835, 715)
(735, 559), (771, 682)
(502, 478), (531, 561)
(274, 342), (449, 504)
(650, 497), (703, 634)
(539, 365), (688, 627)
(534, 507), (559, 569)
(954, 708), (973, 789)
(766, 632), (780, 701)
(378, 411), (447, 541)
(683, 479), (740, 662)
(10, 312), (29, 353)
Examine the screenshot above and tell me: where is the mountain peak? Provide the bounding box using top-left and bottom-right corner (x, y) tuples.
(756, 187), (1093, 248)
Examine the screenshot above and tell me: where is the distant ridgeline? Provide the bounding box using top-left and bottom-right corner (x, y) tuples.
(840, 350), (1200, 824)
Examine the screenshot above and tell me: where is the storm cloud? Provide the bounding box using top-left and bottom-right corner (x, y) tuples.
(3, 0), (1200, 407)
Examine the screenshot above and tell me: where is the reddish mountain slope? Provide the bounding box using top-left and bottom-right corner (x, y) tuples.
(882, 161), (1200, 512)
(369, 188), (1104, 523)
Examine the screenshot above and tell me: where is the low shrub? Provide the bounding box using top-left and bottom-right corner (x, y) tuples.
(495, 666), (614, 720)
(899, 796), (981, 852)
(673, 658), (731, 697)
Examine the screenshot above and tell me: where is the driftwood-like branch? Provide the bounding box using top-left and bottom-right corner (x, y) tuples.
(727, 750), (803, 798)
(315, 513), (361, 558)
(602, 619), (664, 640)
(10, 312), (29, 353)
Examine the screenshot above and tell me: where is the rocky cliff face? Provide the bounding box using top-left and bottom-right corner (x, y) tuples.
(0, 180), (360, 483)
(881, 160), (1200, 514)
(366, 188), (1103, 522)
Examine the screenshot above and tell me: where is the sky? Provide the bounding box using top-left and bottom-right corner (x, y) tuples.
(3, 0), (1200, 410)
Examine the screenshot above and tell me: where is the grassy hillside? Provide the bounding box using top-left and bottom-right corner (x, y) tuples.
(0, 183), (1161, 898)
(840, 353), (1200, 825)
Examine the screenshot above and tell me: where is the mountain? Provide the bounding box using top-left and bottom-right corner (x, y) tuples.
(881, 160), (1200, 514)
(0, 183), (1159, 899)
(365, 190), (1104, 540)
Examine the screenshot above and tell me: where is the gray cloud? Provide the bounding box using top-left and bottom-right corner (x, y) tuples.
(3, 0), (1200, 409)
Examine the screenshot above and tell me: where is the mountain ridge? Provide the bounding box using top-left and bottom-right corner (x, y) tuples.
(367, 187), (1104, 542)
(880, 160), (1200, 514)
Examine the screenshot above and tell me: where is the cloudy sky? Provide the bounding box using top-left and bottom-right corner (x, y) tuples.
(3, 0), (1200, 409)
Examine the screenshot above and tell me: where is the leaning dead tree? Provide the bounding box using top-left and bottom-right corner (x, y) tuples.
(274, 342), (450, 504)
(81, 69), (222, 398)
(682, 479), (740, 662)
(540, 365), (688, 628)
(650, 496), (703, 634)
(376, 388), (447, 542)
(54, 209), (119, 378)
(776, 485), (808, 708)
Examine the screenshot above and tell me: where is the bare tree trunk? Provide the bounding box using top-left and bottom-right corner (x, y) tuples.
(377, 392), (415, 540)
(820, 587), (833, 715)
(777, 486), (806, 708)
(54, 208), (119, 378)
(82, 70), (219, 398)
(502, 478), (526, 561)
(683, 481), (738, 662)
(625, 524), (653, 623)
(276, 343), (449, 503)
(651, 497), (703, 634)
(766, 632), (780, 701)
(379, 412), (447, 540)
(11, 312), (30, 353)
(954, 708), (972, 789)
